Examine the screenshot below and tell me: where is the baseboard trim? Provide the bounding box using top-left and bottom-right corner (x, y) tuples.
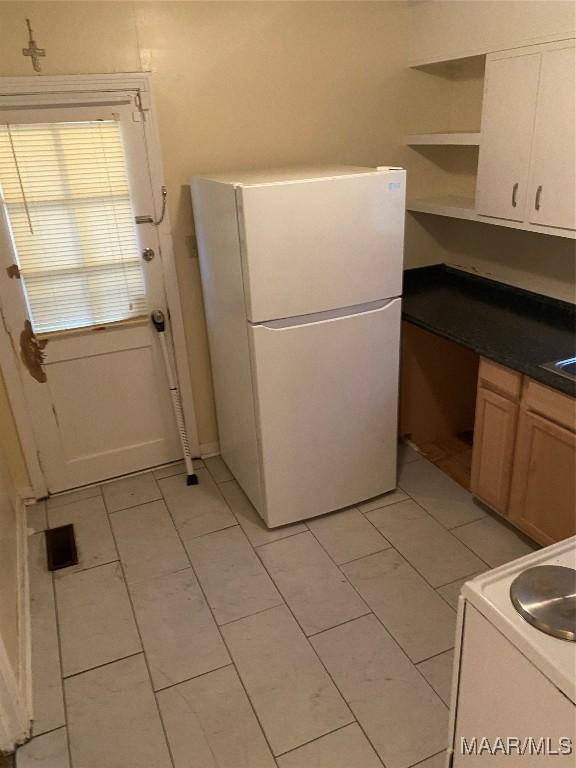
(199, 441), (220, 459)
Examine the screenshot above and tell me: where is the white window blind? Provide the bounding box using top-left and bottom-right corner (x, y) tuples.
(0, 120), (147, 333)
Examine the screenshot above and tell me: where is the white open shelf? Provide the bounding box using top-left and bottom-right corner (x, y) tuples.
(407, 196), (576, 239)
(405, 132), (481, 146)
(406, 196), (476, 221)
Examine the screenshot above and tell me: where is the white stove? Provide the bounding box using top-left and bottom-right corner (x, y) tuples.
(448, 536), (576, 766)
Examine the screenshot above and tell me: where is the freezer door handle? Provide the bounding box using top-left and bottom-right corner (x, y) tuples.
(255, 298), (400, 330)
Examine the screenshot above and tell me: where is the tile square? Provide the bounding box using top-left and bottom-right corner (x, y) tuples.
(110, 500), (188, 585)
(16, 727), (69, 768)
(308, 507), (390, 565)
(452, 516), (537, 567)
(358, 488), (410, 514)
(258, 532), (369, 635)
(65, 655), (172, 768)
(158, 666), (275, 768)
(311, 615), (448, 768)
(153, 460), (187, 480)
(365, 499), (485, 587)
(398, 441), (423, 467)
(55, 562), (141, 677)
(399, 459), (485, 528)
(102, 472), (161, 513)
(437, 574), (483, 611)
(129, 568), (230, 690)
(220, 479), (306, 547)
(186, 527), (282, 625)
(277, 723), (382, 768)
(46, 485), (101, 511)
(159, 468), (236, 541)
(203, 455), (233, 483)
(222, 605), (353, 755)
(342, 549), (456, 662)
(27, 534), (65, 736)
(417, 650), (455, 706)
(48, 496), (117, 575)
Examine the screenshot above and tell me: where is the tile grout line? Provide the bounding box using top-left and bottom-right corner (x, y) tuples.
(153, 662), (234, 694)
(155, 473), (283, 763)
(53, 558), (120, 580)
(106, 494), (164, 516)
(101, 481), (177, 768)
(61, 651), (145, 682)
(273, 721), (385, 764)
(49, 548), (74, 768)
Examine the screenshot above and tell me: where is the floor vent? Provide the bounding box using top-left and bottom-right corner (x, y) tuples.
(45, 524), (78, 571)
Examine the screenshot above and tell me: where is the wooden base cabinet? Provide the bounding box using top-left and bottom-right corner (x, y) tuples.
(471, 359), (576, 545)
(471, 386), (518, 514)
(508, 406), (576, 547)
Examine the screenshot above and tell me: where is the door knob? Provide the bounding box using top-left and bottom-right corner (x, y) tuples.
(142, 247), (155, 262)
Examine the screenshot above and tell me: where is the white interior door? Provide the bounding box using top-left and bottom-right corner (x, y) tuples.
(527, 43), (576, 231)
(238, 169), (405, 322)
(476, 52), (541, 222)
(249, 298), (401, 527)
(0, 96), (182, 492)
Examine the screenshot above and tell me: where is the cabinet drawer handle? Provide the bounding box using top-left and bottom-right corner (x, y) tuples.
(535, 185), (543, 211)
(512, 182), (519, 208)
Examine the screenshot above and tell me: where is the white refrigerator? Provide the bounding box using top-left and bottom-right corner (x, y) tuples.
(191, 166), (405, 527)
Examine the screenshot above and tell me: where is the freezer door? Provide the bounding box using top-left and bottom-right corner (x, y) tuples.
(237, 169), (405, 322)
(249, 298), (401, 527)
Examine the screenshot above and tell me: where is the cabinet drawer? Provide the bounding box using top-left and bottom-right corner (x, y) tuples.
(478, 358), (522, 400)
(523, 378), (576, 431)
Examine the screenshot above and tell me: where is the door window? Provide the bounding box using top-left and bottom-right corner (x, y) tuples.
(0, 119), (146, 333)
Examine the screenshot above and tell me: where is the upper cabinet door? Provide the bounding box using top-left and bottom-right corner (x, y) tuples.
(476, 52), (541, 222)
(528, 43), (576, 231)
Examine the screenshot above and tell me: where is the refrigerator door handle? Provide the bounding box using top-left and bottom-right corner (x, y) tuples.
(255, 298), (400, 330)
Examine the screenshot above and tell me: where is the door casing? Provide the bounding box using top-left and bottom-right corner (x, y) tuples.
(0, 74), (199, 499)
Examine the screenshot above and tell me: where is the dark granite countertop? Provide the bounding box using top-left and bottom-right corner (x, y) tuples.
(402, 265), (576, 397)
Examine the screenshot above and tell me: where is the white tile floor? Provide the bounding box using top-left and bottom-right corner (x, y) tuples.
(19, 447), (537, 768)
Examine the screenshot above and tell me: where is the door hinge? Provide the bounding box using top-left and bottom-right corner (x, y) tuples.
(6, 264), (21, 279)
(134, 90), (150, 118)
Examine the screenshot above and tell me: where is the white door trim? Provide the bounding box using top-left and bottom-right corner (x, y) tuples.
(0, 74), (200, 498)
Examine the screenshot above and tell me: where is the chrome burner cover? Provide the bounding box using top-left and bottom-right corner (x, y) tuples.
(510, 565), (576, 642)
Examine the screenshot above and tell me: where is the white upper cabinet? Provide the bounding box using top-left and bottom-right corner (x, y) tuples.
(475, 53), (540, 222)
(527, 43), (576, 231)
(476, 40), (576, 233)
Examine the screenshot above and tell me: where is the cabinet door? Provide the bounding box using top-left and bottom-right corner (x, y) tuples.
(509, 410), (576, 546)
(528, 43), (576, 230)
(476, 52), (540, 222)
(471, 387), (518, 514)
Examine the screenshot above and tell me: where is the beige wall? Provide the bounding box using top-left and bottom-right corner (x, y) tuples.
(409, 0), (576, 65)
(0, 370), (30, 491)
(0, 416), (21, 699)
(0, 0), (420, 452)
